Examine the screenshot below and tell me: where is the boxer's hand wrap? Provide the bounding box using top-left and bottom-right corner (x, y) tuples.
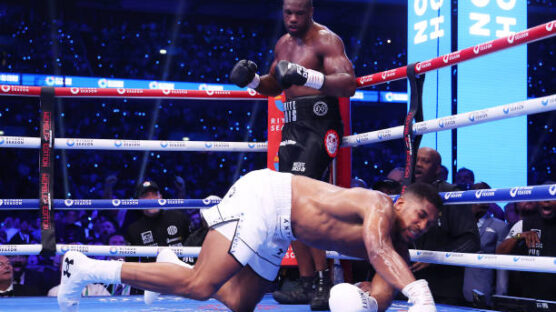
(402, 280), (437, 312)
(230, 59), (260, 89)
(329, 283), (378, 312)
(274, 60), (324, 90)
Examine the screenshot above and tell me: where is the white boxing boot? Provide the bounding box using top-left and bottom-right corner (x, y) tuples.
(57, 251), (122, 312)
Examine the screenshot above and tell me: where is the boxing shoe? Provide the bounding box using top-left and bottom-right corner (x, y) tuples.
(272, 276), (314, 304)
(57, 251), (122, 312)
(144, 248), (193, 304)
(310, 271), (331, 311)
(329, 283), (378, 312)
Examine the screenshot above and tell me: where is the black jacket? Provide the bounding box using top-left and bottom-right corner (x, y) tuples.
(413, 181), (480, 304)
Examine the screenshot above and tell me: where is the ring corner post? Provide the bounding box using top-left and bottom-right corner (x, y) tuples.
(39, 86), (57, 257)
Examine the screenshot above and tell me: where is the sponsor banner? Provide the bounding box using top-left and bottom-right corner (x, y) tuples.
(380, 92), (408, 103)
(0, 85), (40, 96)
(408, 0), (452, 174)
(457, 0), (526, 189)
(0, 73), (20, 84)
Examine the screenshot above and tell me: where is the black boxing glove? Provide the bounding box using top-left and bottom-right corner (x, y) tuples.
(274, 60), (325, 90)
(230, 59), (260, 88)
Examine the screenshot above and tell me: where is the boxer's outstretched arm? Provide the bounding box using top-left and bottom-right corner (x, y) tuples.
(362, 196), (417, 291)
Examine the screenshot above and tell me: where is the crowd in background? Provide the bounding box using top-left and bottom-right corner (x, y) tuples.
(0, 0), (554, 304)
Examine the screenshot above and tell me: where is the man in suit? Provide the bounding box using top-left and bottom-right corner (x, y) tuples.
(463, 182), (509, 307)
(0, 255), (50, 297)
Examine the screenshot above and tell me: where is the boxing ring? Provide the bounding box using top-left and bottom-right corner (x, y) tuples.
(0, 20), (555, 312)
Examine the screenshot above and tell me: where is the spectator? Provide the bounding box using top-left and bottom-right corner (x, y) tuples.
(125, 180), (192, 263)
(455, 167), (475, 190)
(463, 182), (510, 307)
(351, 177), (368, 189)
(104, 233), (133, 296)
(1, 255), (56, 296)
(372, 179), (401, 195)
(437, 165), (449, 182)
(97, 219), (118, 245)
(386, 166), (404, 183)
(496, 186), (556, 301)
(411, 147), (480, 306)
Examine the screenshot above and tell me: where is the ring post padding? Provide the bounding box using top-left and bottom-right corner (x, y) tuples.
(39, 87), (57, 257)
(401, 63), (425, 193)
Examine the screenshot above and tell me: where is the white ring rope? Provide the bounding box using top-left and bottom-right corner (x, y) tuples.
(0, 137), (267, 152)
(0, 94), (556, 152)
(343, 94), (555, 147)
(1, 95), (552, 152)
(1, 244), (554, 274)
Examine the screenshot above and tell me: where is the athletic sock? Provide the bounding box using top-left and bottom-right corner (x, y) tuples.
(85, 258), (122, 284)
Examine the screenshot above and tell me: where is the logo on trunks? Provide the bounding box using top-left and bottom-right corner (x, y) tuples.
(66, 140), (75, 147)
(1, 85), (10, 92)
(547, 21), (555, 32)
(541, 99), (549, 106)
(292, 162), (306, 172)
(114, 140), (123, 147)
(160, 141), (168, 148)
(0, 199), (2, 206)
(117, 88), (126, 95)
(167, 225), (178, 236)
(205, 143), (213, 149)
(324, 130), (339, 157)
(445, 253), (451, 258)
(549, 185), (556, 196)
(64, 199), (73, 207)
(112, 199), (121, 207)
(70, 87), (80, 94)
(158, 199), (167, 206)
(313, 101), (328, 116)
